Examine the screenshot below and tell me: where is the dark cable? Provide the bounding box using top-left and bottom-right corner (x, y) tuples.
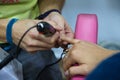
(36, 49), (65, 80)
(0, 22), (65, 80)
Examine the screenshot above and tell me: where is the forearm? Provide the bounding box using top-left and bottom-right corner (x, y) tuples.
(38, 0), (65, 14)
(0, 19), (9, 42)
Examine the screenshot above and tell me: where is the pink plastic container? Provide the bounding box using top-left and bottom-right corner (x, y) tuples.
(71, 14), (98, 80)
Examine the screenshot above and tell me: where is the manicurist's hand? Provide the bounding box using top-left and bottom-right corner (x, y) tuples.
(44, 12), (74, 47)
(12, 19), (62, 52)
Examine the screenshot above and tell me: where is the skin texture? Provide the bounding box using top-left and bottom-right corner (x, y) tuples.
(44, 12), (74, 46)
(61, 36), (119, 79)
(38, 0), (74, 46)
(0, 0), (74, 52)
(12, 20), (62, 52)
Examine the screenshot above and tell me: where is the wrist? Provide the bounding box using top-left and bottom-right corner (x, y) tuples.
(6, 18), (18, 44)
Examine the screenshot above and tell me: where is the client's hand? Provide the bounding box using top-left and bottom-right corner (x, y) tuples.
(61, 36), (117, 79)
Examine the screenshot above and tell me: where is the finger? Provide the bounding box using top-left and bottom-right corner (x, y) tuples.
(28, 47), (51, 52)
(23, 46), (51, 52)
(30, 41), (54, 48)
(61, 36), (80, 44)
(58, 30), (65, 45)
(46, 21), (63, 31)
(65, 64), (88, 77)
(62, 53), (76, 71)
(36, 32), (60, 47)
(62, 27), (74, 45)
(33, 31), (59, 45)
(22, 38), (55, 49)
(40, 32), (59, 46)
(64, 21), (74, 38)
(50, 32), (60, 45)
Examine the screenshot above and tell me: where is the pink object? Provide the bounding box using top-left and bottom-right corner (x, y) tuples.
(71, 14), (98, 80)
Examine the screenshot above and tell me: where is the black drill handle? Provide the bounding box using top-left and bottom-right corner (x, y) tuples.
(37, 21), (56, 37)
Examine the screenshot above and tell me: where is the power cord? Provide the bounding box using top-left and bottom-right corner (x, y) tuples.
(0, 25), (36, 69)
(36, 49), (65, 80)
(0, 21), (65, 80)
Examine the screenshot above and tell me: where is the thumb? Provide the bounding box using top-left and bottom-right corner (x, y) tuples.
(65, 64), (89, 77)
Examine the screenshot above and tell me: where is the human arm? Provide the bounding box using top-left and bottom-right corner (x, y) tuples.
(0, 19), (62, 52)
(0, 19), (9, 42)
(86, 52), (120, 80)
(38, 0), (65, 13)
(61, 37), (119, 78)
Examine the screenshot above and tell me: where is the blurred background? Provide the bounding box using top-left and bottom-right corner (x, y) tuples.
(54, 0), (120, 58)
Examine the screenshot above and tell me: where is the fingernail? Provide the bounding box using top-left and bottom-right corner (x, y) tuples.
(64, 70), (69, 76)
